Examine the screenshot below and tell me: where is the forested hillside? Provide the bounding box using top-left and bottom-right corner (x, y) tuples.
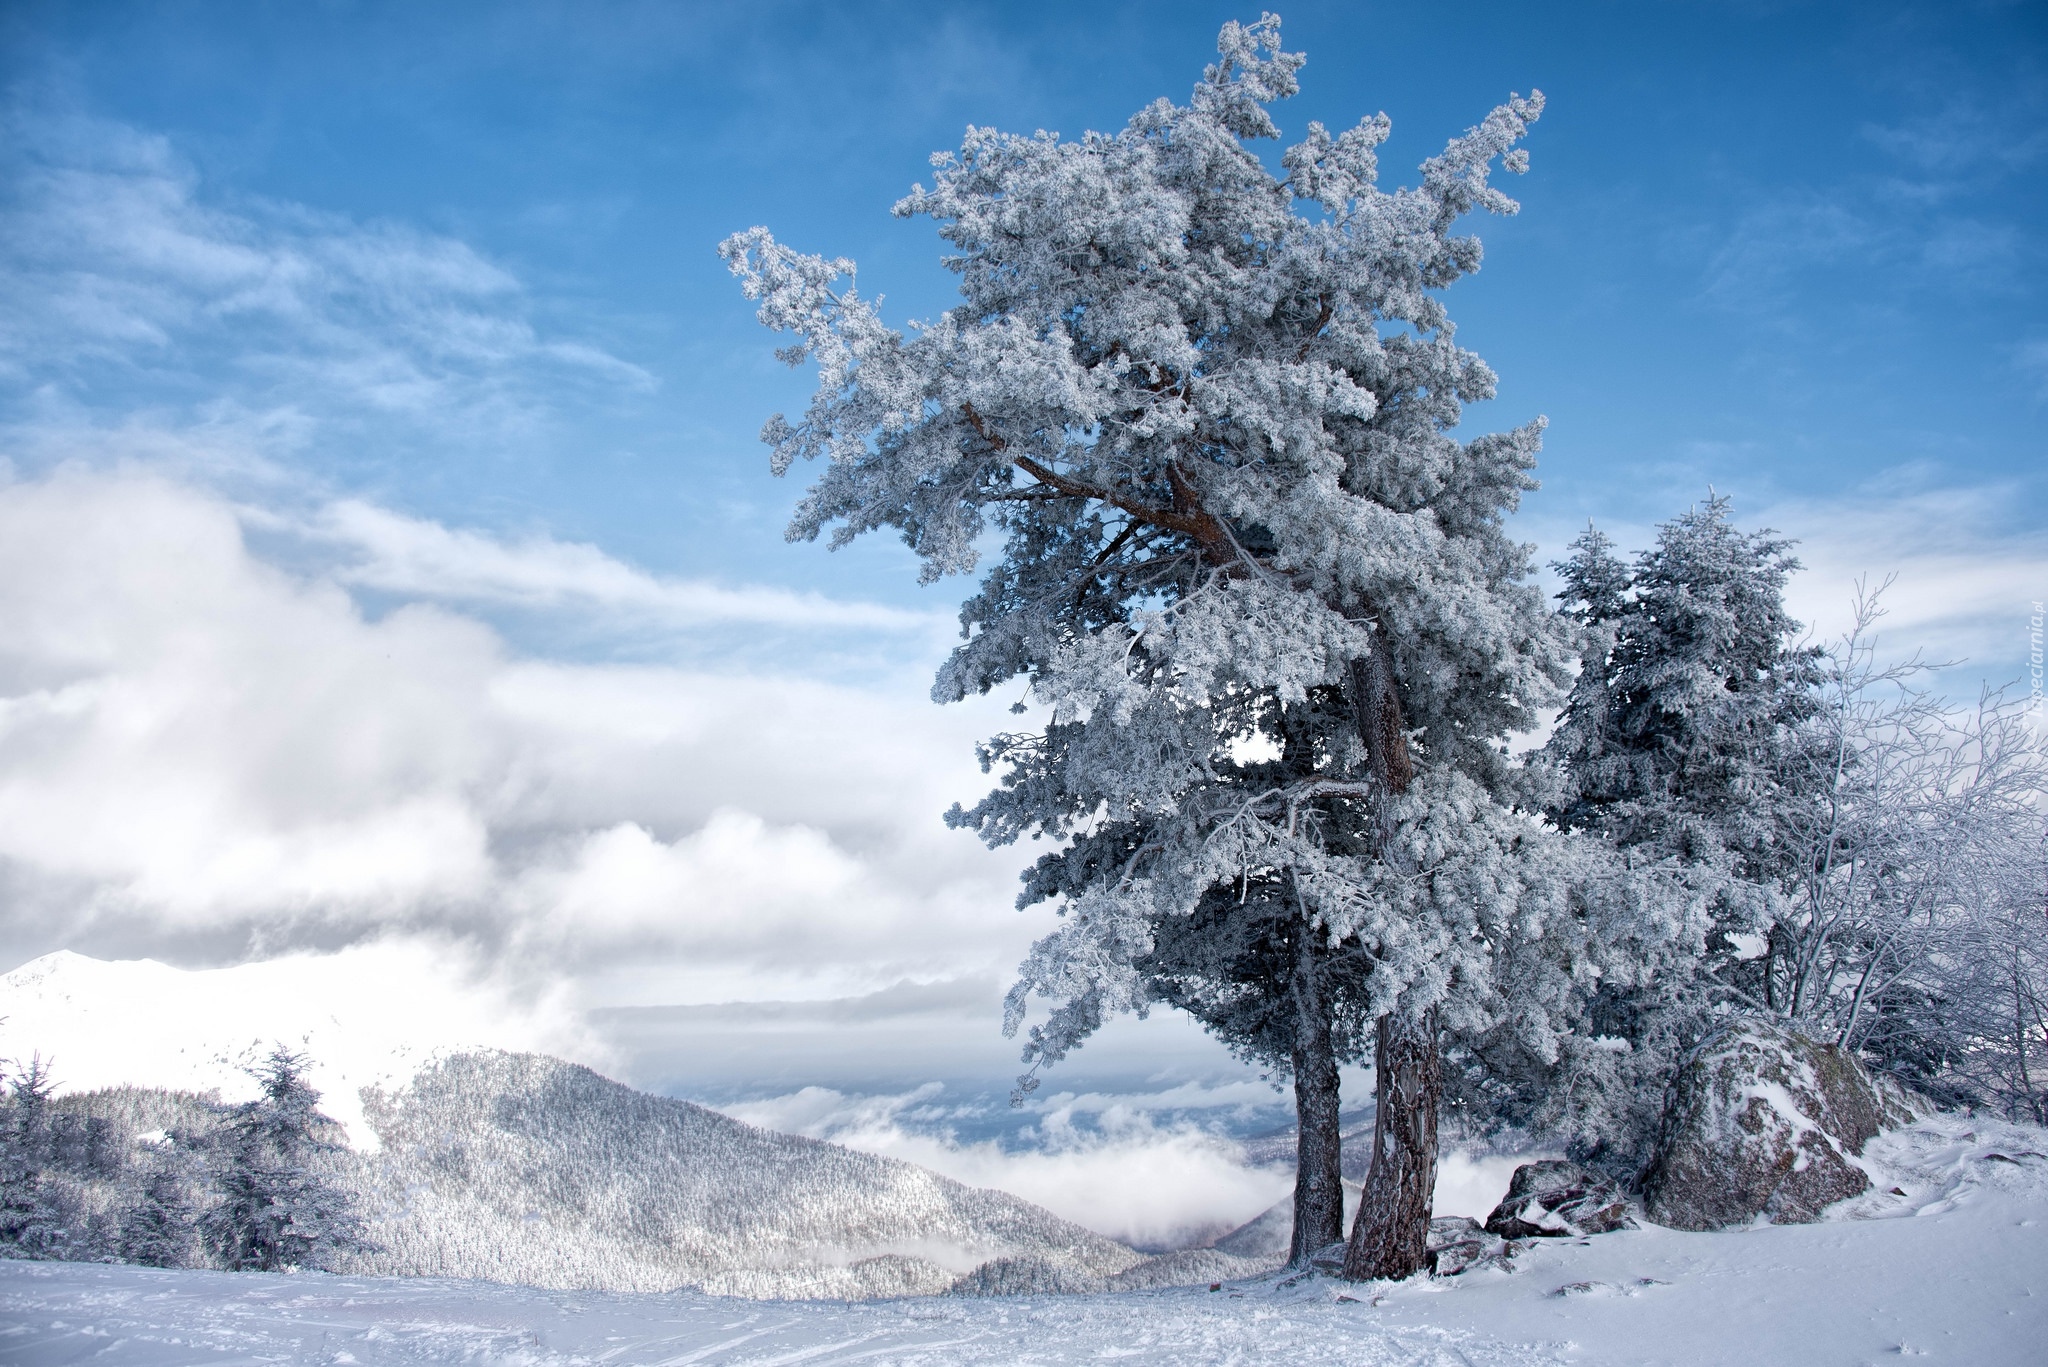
(339, 1051), (1147, 1297)
(12, 1051), (1215, 1298)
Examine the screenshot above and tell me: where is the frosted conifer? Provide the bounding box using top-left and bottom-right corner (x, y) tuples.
(119, 1149), (198, 1268)
(1547, 497), (1821, 897)
(723, 15), (1622, 1278)
(199, 1046), (367, 1272)
(0, 1057), (73, 1259)
(1536, 500), (1822, 1166)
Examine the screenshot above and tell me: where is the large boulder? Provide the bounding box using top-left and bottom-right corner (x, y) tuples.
(1483, 1160), (1636, 1238)
(1643, 1018), (1920, 1231)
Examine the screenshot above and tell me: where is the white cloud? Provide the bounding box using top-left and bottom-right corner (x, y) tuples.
(1762, 484), (2048, 679)
(274, 497), (945, 635)
(718, 1074), (1528, 1248)
(0, 466), (1029, 1005)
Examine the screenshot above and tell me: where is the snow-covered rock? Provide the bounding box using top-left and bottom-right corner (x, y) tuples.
(1300, 1218), (1521, 1279)
(1483, 1159), (1635, 1238)
(1425, 1216), (1518, 1276)
(1642, 1019), (1918, 1231)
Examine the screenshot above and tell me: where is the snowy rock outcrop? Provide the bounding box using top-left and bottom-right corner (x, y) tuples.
(1483, 1159), (1635, 1238)
(1424, 1216), (1517, 1275)
(1642, 1019), (1919, 1231)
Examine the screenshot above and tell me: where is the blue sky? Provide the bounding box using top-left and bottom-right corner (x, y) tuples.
(8, 0), (2043, 628)
(0, 0), (2043, 1244)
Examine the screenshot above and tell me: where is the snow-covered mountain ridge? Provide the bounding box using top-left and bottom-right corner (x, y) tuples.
(338, 1050), (1153, 1298)
(33, 1049), (1273, 1299)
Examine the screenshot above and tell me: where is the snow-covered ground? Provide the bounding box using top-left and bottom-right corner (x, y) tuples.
(4, 1115), (2042, 1365)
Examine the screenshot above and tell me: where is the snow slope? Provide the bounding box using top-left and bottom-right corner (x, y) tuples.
(3, 1113), (2040, 1364)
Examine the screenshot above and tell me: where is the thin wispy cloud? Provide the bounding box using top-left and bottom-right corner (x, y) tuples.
(275, 498), (945, 634)
(0, 107), (652, 459)
(1762, 483), (2048, 680)
(1527, 477), (2046, 689)
(2016, 339), (2048, 400)
(1685, 63), (2040, 333)
(1859, 82), (2048, 180)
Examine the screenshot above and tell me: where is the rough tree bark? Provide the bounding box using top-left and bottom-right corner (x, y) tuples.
(1288, 911), (1346, 1263)
(1342, 1006), (1442, 1279)
(1339, 639), (1444, 1282)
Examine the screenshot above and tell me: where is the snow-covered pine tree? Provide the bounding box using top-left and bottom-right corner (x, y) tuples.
(723, 15), (1582, 1279)
(1546, 505), (2048, 1142)
(0, 1056), (74, 1259)
(120, 1138), (199, 1268)
(1540, 498), (1826, 1168)
(199, 1046), (367, 1272)
(1547, 498), (1821, 903)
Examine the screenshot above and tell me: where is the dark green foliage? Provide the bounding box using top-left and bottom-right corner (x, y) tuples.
(1140, 876), (1375, 1074)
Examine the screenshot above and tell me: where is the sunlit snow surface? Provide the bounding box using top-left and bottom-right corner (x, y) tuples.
(4, 1115), (2044, 1365)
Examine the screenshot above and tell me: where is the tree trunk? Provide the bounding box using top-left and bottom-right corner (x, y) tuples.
(1340, 633), (1434, 1279)
(1288, 920), (1345, 1264)
(1341, 1007), (1440, 1281)
(1348, 648), (1414, 800)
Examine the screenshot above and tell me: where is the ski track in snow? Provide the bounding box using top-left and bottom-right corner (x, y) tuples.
(0, 1266), (1535, 1367)
(2, 1115), (2044, 1365)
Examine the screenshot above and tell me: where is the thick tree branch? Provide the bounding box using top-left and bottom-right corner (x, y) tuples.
(963, 402), (1238, 563)
(1295, 296), (1334, 362)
